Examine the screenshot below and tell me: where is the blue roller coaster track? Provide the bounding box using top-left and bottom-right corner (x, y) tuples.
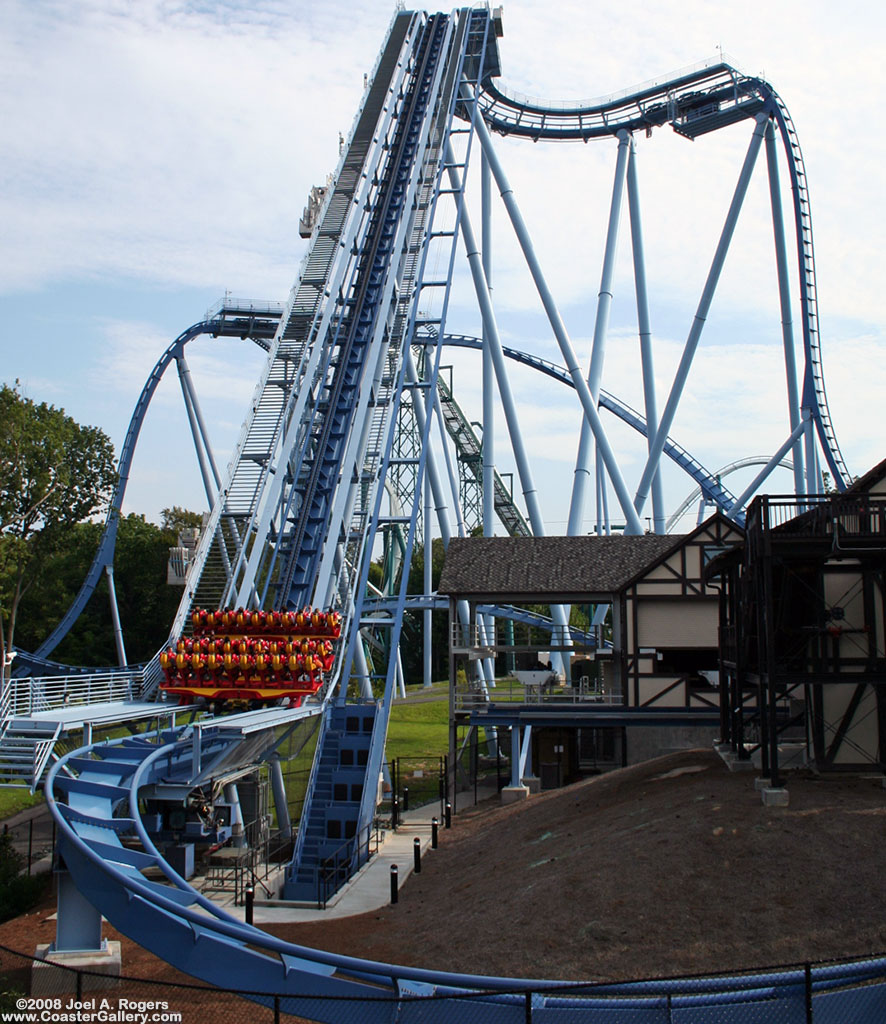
(12, 5), (872, 1020)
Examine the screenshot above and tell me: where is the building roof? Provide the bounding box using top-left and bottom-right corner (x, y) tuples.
(845, 456), (886, 495)
(437, 534), (682, 603)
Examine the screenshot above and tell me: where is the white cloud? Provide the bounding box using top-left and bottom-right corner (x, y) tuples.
(2, 0), (883, 532)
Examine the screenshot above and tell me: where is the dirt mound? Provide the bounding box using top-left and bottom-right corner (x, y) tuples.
(267, 749), (886, 982)
(2, 749), (884, 990)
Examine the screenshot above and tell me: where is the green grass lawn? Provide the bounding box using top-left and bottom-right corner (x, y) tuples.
(0, 789), (43, 822)
(386, 691), (449, 760)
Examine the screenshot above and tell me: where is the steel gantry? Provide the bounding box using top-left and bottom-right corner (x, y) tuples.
(11, 8), (868, 1017)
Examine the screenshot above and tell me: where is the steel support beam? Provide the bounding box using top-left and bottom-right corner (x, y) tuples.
(470, 93), (644, 535)
(765, 120), (806, 497)
(568, 130), (630, 536)
(634, 113), (768, 517)
(627, 138), (665, 533)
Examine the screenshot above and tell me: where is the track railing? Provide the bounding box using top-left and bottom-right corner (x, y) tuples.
(455, 678), (623, 714)
(46, 727), (886, 1022)
(5, 670), (139, 718)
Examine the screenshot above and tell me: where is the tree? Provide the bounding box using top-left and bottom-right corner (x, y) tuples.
(15, 511), (205, 667)
(0, 383), (117, 678)
(161, 505), (204, 536)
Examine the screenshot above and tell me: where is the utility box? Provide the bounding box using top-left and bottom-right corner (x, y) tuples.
(167, 843), (195, 880)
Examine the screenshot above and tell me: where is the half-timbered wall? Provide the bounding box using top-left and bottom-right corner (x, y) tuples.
(623, 516), (743, 713)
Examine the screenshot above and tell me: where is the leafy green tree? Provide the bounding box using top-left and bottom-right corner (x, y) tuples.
(15, 512), (204, 667)
(0, 383), (117, 679)
(161, 506), (203, 536)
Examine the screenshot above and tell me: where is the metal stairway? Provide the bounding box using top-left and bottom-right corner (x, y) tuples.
(281, 10), (481, 902)
(0, 720), (61, 790)
(430, 351), (531, 536)
(283, 702), (376, 902)
(167, 11), (422, 638)
(272, 14), (452, 612)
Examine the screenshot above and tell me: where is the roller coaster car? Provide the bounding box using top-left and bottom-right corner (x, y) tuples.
(159, 606), (341, 708)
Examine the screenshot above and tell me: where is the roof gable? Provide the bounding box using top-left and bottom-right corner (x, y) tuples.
(438, 534), (681, 602)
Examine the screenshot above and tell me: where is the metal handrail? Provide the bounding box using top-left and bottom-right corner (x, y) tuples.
(317, 819), (381, 910)
(455, 678), (623, 711)
(6, 671), (139, 718)
(487, 53), (743, 114)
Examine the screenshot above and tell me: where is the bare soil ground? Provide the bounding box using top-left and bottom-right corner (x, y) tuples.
(1, 748), (885, 1000)
(268, 749), (886, 983)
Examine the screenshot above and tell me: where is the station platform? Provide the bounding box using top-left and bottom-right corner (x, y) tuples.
(26, 701), (171, 731)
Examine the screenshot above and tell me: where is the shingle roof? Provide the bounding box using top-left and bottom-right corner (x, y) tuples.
(437, 534), (683, 602)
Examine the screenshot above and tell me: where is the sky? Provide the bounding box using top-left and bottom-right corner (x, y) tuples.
(2, 0), (884, 539)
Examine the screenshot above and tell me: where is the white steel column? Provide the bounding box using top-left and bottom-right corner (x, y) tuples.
(470, 98), (644, 535)
(765, 120), (806, 496)
(633, 113), (769, 518)
(626, 138), (665, 533)
(568, 130), (630, 536)
(423, 470), (433, 689)
(445, 148), (574, 669)
(481, 150), (496, 685)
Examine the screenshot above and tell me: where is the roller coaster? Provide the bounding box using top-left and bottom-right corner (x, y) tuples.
(6, 5), (879, 1020)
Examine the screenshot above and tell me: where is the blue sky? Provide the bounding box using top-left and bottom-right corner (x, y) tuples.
(2, 0), (883, 533)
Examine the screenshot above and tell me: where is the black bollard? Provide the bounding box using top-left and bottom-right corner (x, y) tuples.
(392, 796), (399, 830)
(444, 801), (452, 829)
(403, 786), (409, 812)
(245, 885), (254, 926)
(413, 837), (421, 874)
(390, 864), (398, 904)
(431, 817), (439, 849)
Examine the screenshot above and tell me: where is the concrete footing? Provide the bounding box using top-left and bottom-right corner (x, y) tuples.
(720, 752), (756, 773)
(522, 776), (541, 794)
(32, 942), (122, 996)
(761, 787), (790, 808)
(500, 785), (529, 804)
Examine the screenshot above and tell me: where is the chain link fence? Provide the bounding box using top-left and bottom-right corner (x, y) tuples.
(1, 941), (884, 1023)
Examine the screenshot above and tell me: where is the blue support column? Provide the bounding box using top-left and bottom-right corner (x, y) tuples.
(445, 146), (573, 672)
(270, 755), (292, 841)
(627, 139), (665, 533)
(482, 149), (495, 538)
(423, 471), (433, 689)
(104, 565), (127, 668)
(568, 131), (630, 536)
(470, 98), (643, 536)
(481, 150), (496, 684)
(633, 113), (768, 518)
(765, 120), (806, 496)
(510, 725), (521, 788)
(176, 354), (217, 508)
(55, 870), (103, 952)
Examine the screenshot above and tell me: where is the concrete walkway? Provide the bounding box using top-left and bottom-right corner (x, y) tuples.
(248, 785), (502, 924)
